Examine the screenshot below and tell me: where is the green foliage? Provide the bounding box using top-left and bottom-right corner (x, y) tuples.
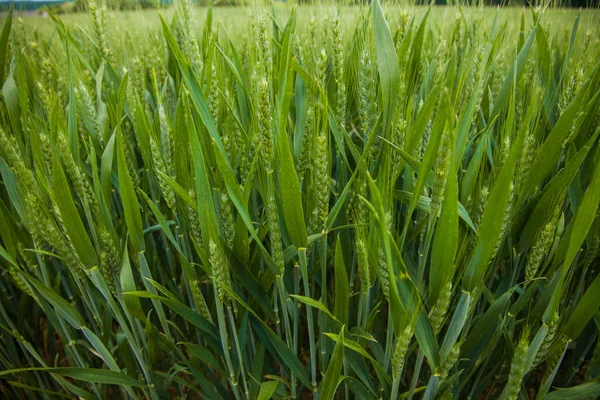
(1, 3), (600, 399)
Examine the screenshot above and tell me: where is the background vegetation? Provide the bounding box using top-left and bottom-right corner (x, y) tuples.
(2, 0), (600, 14)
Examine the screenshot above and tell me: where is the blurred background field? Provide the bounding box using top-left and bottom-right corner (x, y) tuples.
(5, 4), (600, 47)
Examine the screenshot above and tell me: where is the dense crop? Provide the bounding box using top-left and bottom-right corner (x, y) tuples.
(1, 1), (600, 399)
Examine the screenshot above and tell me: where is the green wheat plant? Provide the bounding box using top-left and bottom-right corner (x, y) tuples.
(1, 1), (600, 399)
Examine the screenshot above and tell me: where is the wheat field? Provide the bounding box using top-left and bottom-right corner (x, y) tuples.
(1, 1), (600, 399)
